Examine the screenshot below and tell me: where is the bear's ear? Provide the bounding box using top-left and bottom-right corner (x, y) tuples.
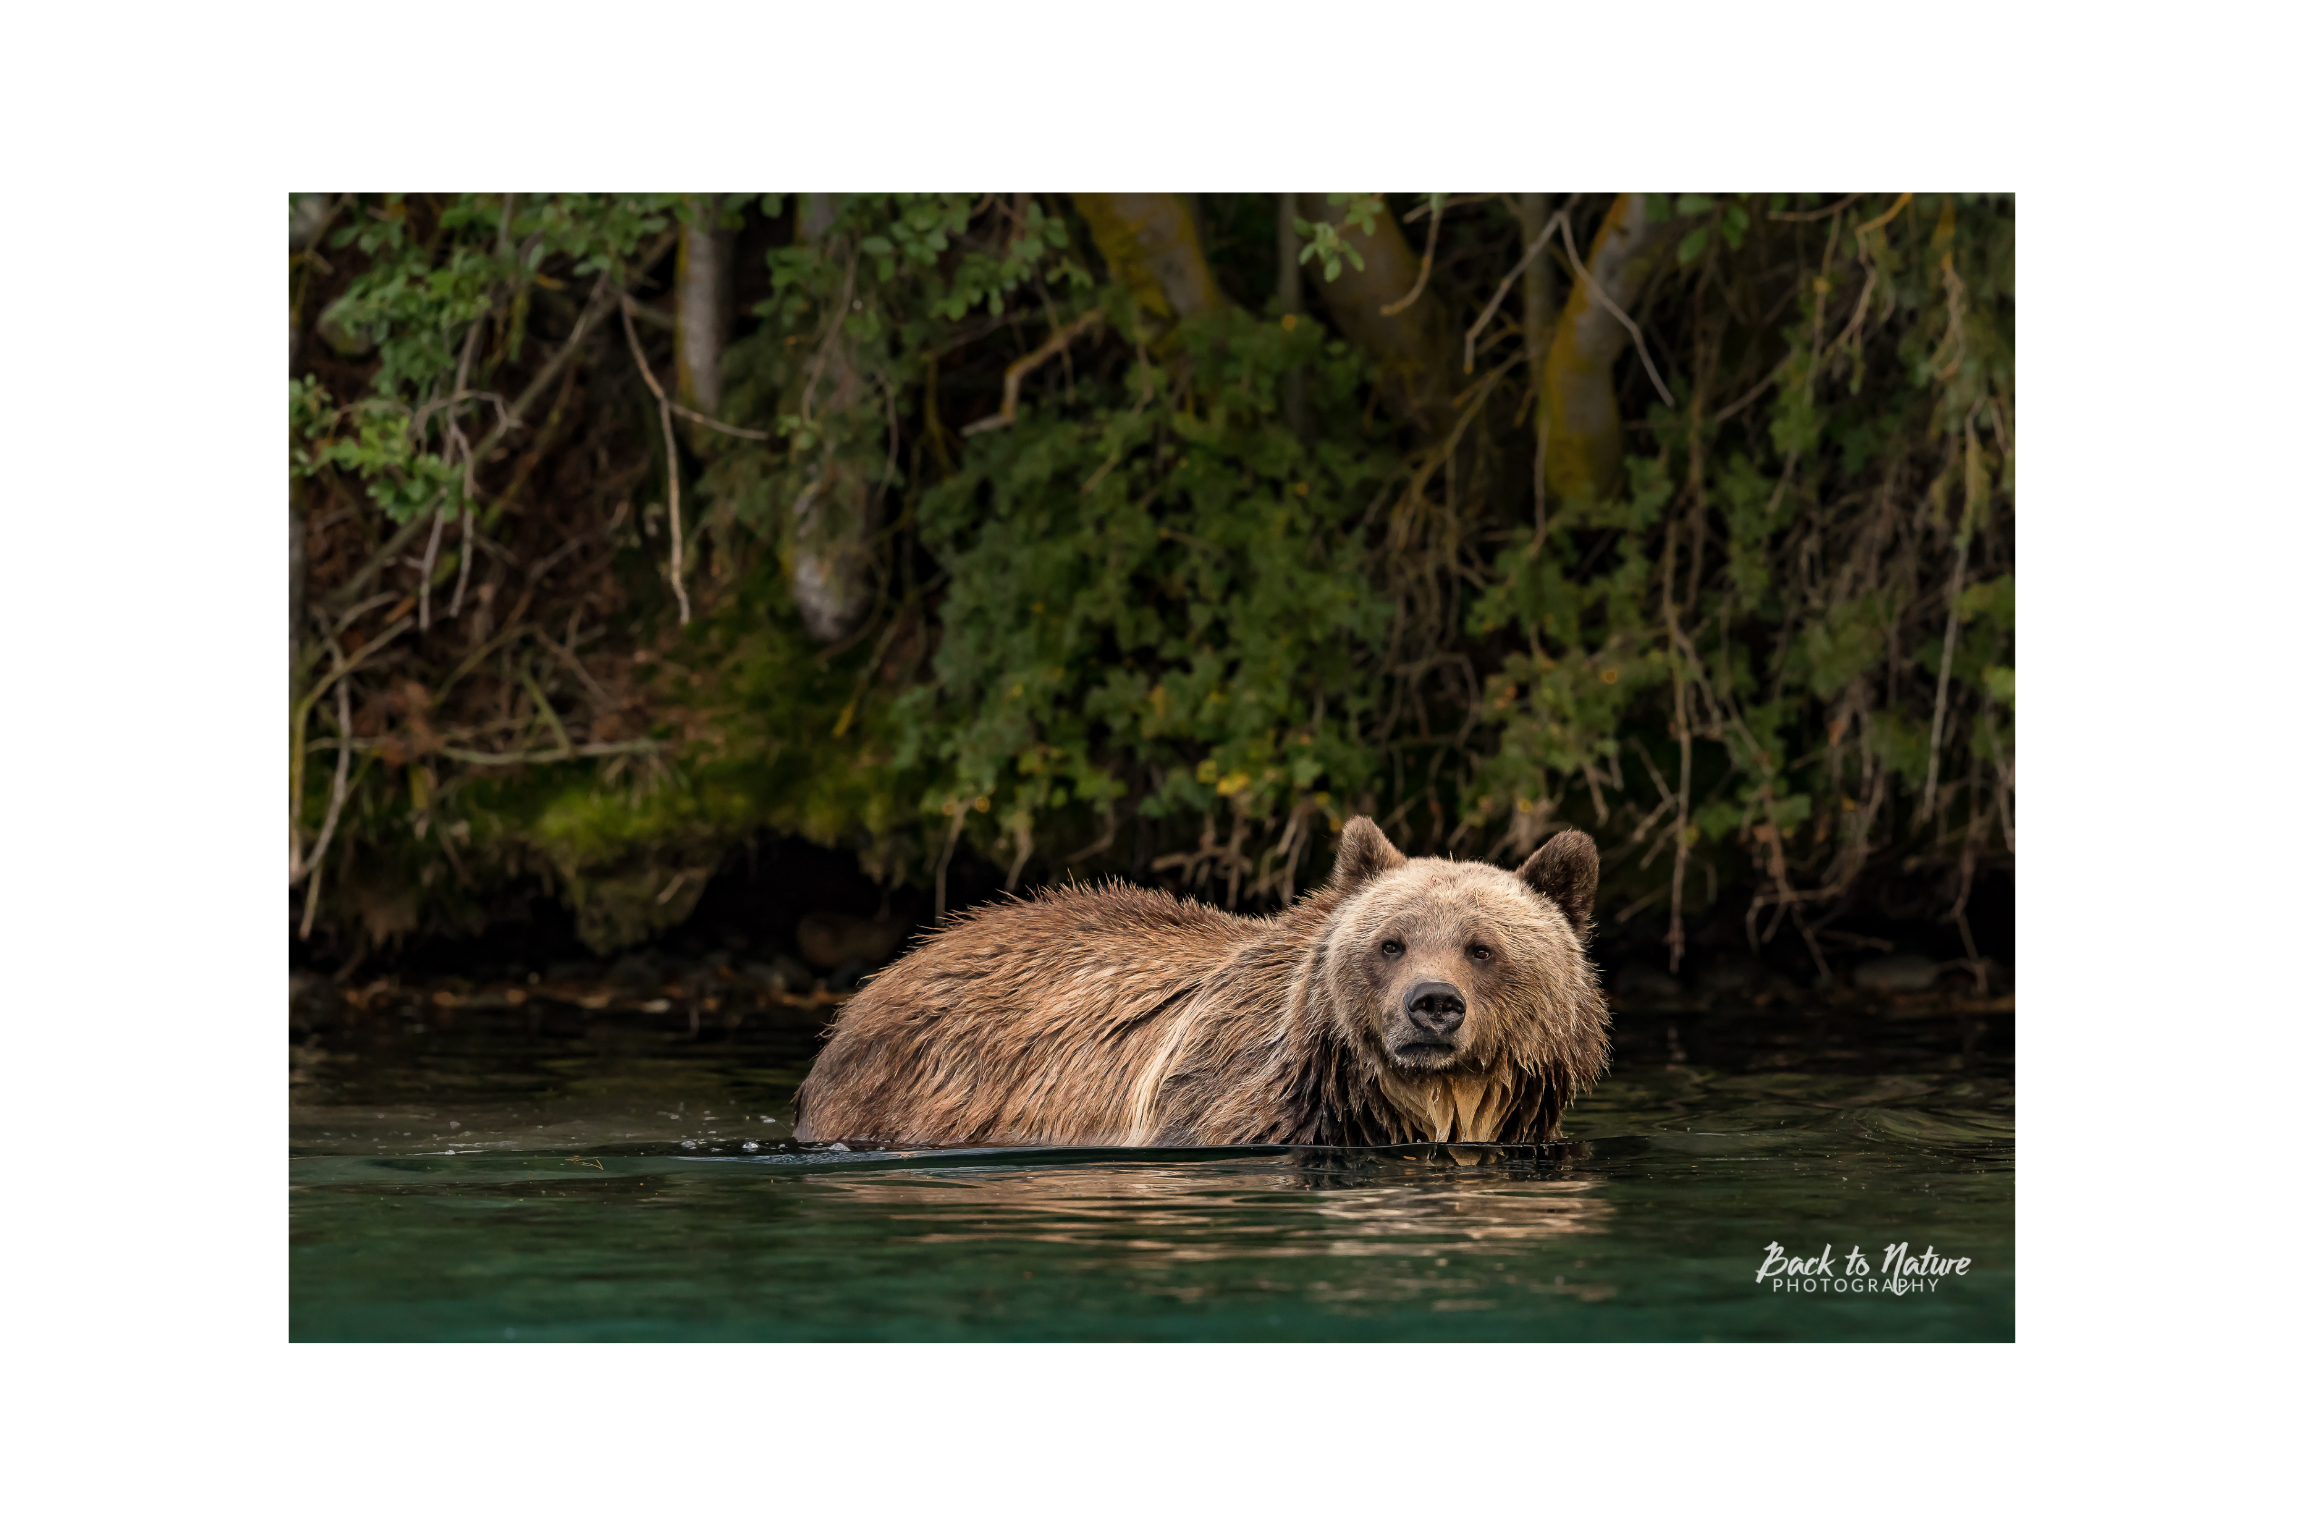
(1517, 829), (1599, 934)
(1327, 815), (1407, 893)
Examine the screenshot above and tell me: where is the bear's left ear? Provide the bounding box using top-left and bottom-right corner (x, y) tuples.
(1327, 815), (1408, 893)
(1516, 829), (1598, 934)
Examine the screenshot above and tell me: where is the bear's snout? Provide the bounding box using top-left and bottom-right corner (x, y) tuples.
(1402, 980), (1466, 1038)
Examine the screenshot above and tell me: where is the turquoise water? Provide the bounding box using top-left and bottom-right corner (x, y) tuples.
(289, 996), (2012, 1340)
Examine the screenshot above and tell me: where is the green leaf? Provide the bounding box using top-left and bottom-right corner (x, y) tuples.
(1675, 193), (1715, 217)
(1676, 227), (1710, 265)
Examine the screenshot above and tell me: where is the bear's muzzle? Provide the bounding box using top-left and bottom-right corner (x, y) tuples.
(1393, 979), (1467, 1066)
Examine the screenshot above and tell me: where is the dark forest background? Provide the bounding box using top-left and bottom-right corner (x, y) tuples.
(288, 192), (2012, 995)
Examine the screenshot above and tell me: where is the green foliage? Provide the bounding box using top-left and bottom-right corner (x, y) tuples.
(707, 195), (1090, 519)
(325, 194), (675, 400)
(1462, 194), (2012, 898)
(897, 310), (1394, 851)
(1293, 194), (1388, 280)
(290, 190), (2014, 956)
(296, 194), (679, 526)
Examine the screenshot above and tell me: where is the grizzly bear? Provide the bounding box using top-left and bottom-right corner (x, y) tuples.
(792, 817), (1610, 1148)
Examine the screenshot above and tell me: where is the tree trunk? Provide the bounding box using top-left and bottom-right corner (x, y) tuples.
(787, 194), (879, 643)
(674, 195), (731, 423)
(1540, 193), (1671, 503)
(1516, 194), (1559, 374)
(1300, 197), (1454, 437)
(288, 201), (320, 713)
(289, 484), (305, 690)
(1071, 194), (1228, 325)
(1277, 193), (1307, 437)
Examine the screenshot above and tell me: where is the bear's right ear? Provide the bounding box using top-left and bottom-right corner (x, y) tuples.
(1327, 815), (1407, 893)
(1517, 829), (1599, 934)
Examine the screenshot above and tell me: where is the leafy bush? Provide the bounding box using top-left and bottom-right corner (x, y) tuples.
(289, 191), (2012, 975)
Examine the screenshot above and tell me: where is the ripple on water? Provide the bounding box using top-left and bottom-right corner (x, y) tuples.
(289, 1002), (2013, 1341)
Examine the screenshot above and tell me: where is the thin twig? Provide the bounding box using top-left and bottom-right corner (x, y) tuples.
(295, 193), (354, 257)
(297, 617), (414, 715)
(1919, 410), (1982, 821)
(297, 678), (353, 935)
(447, 428), (478, 619)
(1852, 192), (1913, 239)
(1558, 218), (1676, 407)
(1401, 194), (1496, 222)
(323, 263), (640, 610)
(531, 629), (615, 708)
(320, 225), (677, 615)
(1711, 352), (1791, 425)
(1531, 411), (1549, 545)
(1062, 814), (1119, 869)
(442, 312), (486, 623)
(619, 296), (692, 625)
(963, 309), (1106, 435)
(328, 591), (402, 635)
(408, 388), (514, 442)
(658, 397), (689, 625)
(518, 665), (577, 757)
(417, 506), (446, 633)
(1380, 197), (1444, 317)
(431, 595), (534, 706)
(439, 740), (662, 766)
(1767, 193), (1864, 224)
(299, 677), (352, 884)
(933, 803), (968, 919)
(1081, 339), (1159, 495)
(1463, 207), (1567, 373)
(661, 399), (775, 440)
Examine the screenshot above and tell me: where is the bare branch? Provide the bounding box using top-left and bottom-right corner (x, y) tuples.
(1767, 193), (1864, 224)
(963, 309), (1107, 435)
(1558, 216), (1676, 408)
(439, 740), (665, 766)
(322, 226), (680, 614)
(1851, 192), (1913, 238)
(619, 296), (693, 626)
(1463, 207), (1566, 373)
(1379, 196), (1444, 317)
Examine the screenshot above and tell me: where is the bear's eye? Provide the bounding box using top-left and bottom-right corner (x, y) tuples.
(1468, 944), (1494, 962)
(1379, 939), (1404, 959)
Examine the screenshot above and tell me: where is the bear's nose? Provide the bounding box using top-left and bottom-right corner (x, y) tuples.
(1404, 980), (1466, 1036)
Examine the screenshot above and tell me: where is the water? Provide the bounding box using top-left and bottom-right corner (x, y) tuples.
(290, 993), (2013, 1340)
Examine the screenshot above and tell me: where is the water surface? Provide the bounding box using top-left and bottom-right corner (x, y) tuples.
(290, 994), (2012, 1340)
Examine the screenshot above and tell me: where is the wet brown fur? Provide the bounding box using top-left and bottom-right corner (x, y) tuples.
(793, 818), (1611, 1147)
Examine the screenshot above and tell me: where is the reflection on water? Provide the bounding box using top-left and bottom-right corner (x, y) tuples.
(289, 995), (2012, 1341)
(806, 1159), (1611, 1269)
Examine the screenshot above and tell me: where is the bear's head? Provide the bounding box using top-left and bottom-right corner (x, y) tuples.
(1316, 816), (1605, 1096)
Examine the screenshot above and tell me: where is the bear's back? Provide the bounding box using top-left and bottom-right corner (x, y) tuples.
(793, 882), (1263, 1145)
